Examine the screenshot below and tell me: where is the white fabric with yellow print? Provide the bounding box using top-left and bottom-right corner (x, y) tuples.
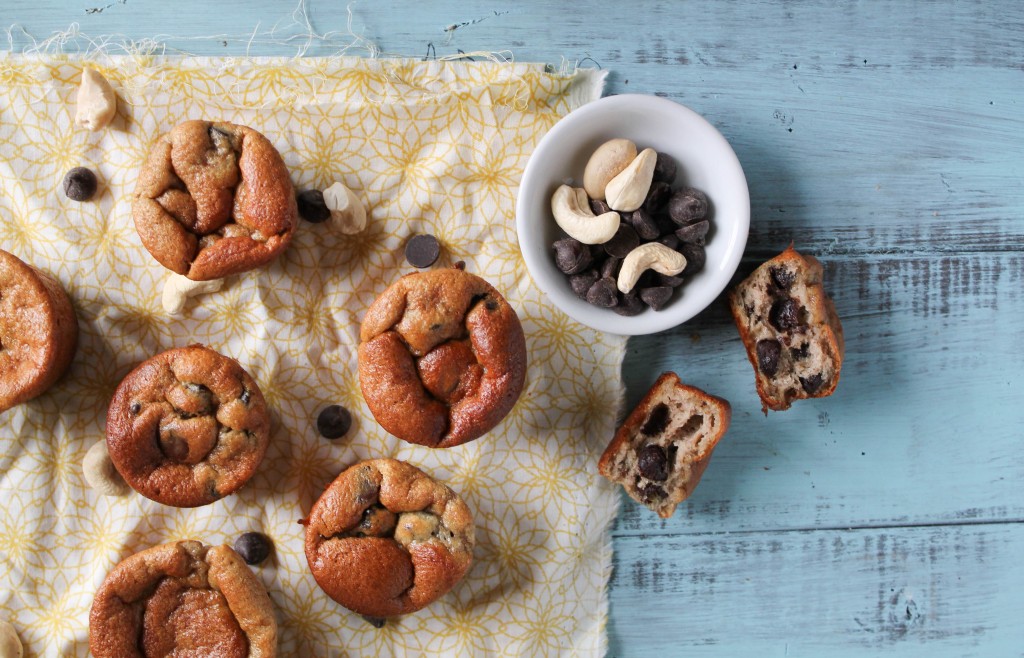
(0, 53), (623, 657)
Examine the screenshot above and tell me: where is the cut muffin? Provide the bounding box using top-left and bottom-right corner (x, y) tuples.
(728, 245), (844, 412)
(598, 372), (731, 518)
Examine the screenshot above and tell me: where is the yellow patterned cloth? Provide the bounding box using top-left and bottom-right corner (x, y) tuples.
(0, 54), (623, 657)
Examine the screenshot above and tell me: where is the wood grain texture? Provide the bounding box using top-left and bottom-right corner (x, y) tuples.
(4, 1), (1023, 655)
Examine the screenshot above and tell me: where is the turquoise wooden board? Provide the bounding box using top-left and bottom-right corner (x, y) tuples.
(3, 1), (1023, 656)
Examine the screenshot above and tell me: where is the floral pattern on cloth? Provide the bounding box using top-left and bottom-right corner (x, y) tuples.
(0, 54), (622, 657)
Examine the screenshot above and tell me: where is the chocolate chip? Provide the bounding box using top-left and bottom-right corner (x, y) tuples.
(674, 219), (710, 246)
(791, 342), (810, 360)
(603, 224), (640, 259)
(668, 187), (709, 224)
(679, 243), (706, 276)
(129, 402), (141, 415)
(642, 181), (672, 213)
(629, 209), (661, 241)
(800, 373), (825, 394)
(613, 290), (645, 316)
(553, 239), (592, 274)
(769, 297), (804, 332)
(640, 402), (670, 436)
(361, 615), (387, 629)
(586, 277), (619, 308)
(600, 257), (622, 280)
(62, 167), (98, 202)
(296, 190), (330, 223)
(770, 266), (796, 289)
(589, 198), (612, 215)
(653, 152), (677, 183)
(639, 286), (673, 311)
(658, 272), (686, 287)
(485, 298), (498, 311)
(234, 532), (272, 565)
(405, 234), (441, 268)
(658, 233), (680, 251)
(637, 444), (670, 481)
(639, 482), (666, 503)
(317, 405), (352, 439)
(756, 339), (782, 376)
(569, 270), (599, 299)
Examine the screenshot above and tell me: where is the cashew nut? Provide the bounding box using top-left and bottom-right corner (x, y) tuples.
(0, 621), (22, 658)
(605, 147), (657, 212)
(162, 272), (223, 315)
(551, 185), (620, 245)
(583, 138), (637, 200)
(83, 440), (129, 497)
(323, 182), (367, 234)
(75, 68), (117, 131)
(617, 242), (687, 293)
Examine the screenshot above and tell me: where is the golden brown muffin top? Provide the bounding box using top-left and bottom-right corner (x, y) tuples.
(0, 248), (77, 412)
(132, 120), (297, 281)
(304, 459), (474, 618)
(106, 344), (270, 507)
(357, 267), (527, 448)
(89, 541), (277, 658)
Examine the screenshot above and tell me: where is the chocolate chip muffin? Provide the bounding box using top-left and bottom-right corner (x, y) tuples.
(89, 540), (277, 658)
(729, 245), (845, 412)
(304, 459), (475, 618)
(133, 120), (297, 281)
(357, 267), (527, 448)
(0, 248), (78, 413)
(106, 345), (270, 507)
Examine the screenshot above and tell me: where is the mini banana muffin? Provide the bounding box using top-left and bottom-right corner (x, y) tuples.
(357, 267), (527, 448)
(106, 345), (270, 507)
(304, 459), (475, 618)
(89, 540), (277, 658)
(0, 248), (78, 413)
(133, 120), (297, 281)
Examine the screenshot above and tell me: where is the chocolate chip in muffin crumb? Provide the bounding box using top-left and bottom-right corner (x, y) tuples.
(800, 373), (825, 394)
(770, 265), (796, 289)
(234, 532), (272, 565)
(756, 339), (782, 376)
(296, 190), (331, 223)
(317, 405), (352, 439)
(640, 402), (670, 436)
(637, 444), (669, 481)
(769, 297), (805, 332)
(129, 402), (141, 415)
(62, 166), (98, 202)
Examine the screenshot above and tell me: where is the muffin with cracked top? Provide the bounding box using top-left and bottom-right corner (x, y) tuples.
(106, 344), (269, 507)
(89, 540), (277, 657)
(0, 248), (78, 414)
(357, 266), (527, 448)
(132, 120), (297, 281)
(303, 458), (475, 618)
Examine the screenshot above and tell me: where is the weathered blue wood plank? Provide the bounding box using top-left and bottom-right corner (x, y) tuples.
(608, 523), (1024, 656)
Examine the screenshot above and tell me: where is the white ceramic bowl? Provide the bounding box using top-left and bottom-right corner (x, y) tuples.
(516, 94), (750, 335)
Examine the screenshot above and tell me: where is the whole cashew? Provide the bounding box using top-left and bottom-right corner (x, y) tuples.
(617, 242), (687, 293)
(83, 440), (129, 497)
(162, 272), (223, 315)
(583, 138), (638, 200)
(551, 185), (620, 244)
(605, 147), (657, 212)
(75, 68), (117, 131)
(323, 182), (367, 234)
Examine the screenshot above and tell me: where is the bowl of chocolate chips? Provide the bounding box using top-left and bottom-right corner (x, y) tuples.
(516, 94), (749, 335)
